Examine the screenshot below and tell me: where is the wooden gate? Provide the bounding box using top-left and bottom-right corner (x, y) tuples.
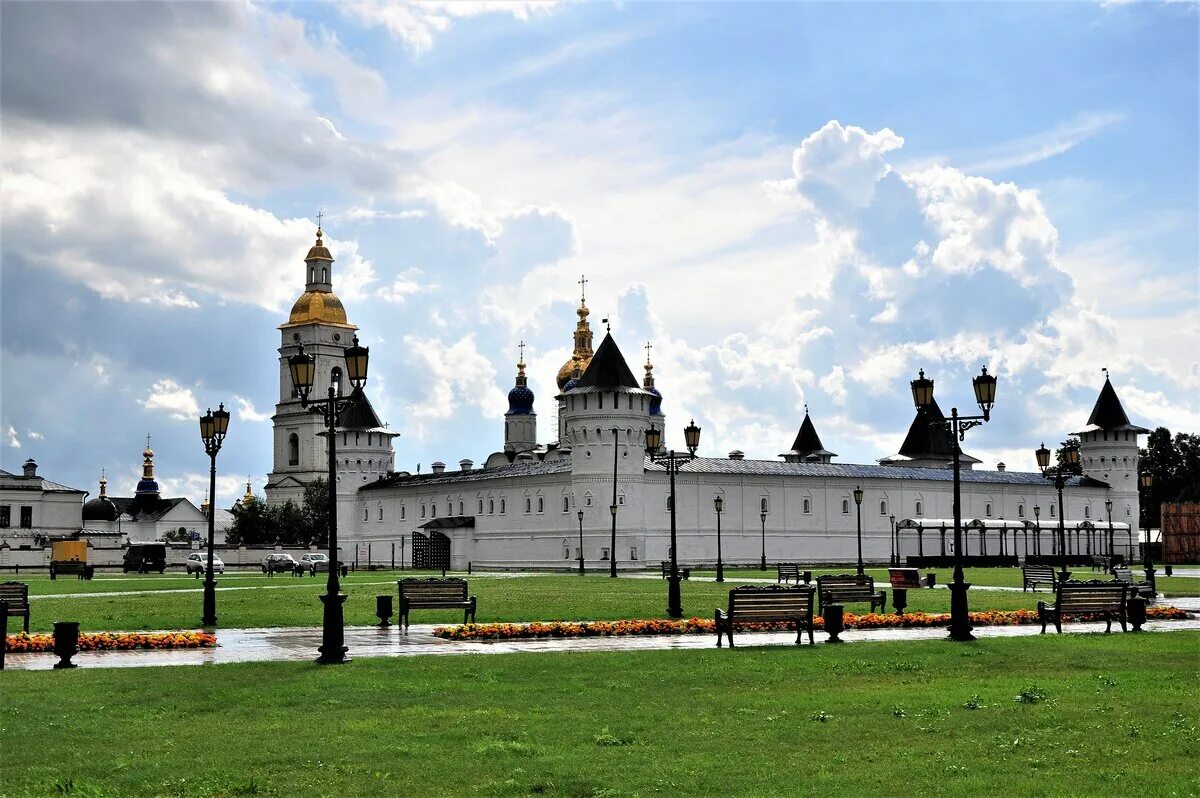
(1162, 502), (1200, 564)
(412, 530), (451, 570)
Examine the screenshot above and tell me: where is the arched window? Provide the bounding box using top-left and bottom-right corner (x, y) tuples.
(363, 506), (369, 521)
(760, 497), (769, 514)
(458, 501), (464, 515)
(563, 496), (570, 512)
(378, 506), (384, 521)
(802, 498), (811, 514)
(331, 367), (343, 397)
(356, 459), (362, 471)
(585, 494), (593, 507)
(537, 497), (544, 513)
(288, 433), (299, 466)
(915, 500), (923, 516)
(666, 495), (673, 511)
(842, 499), (849, 514)
(400, 505), (406, 520)
(879, 500), (888, 516)
(1050, 505), (1057, 518)
(478, 499), (484, 513)
(488, 499), (495, 514)
(985, 503), (993, 517)
(1084, 506), (1091, 518)
(500, 499), (506, 514)
(431, 504), (437, 518)
(525, 497), (532, 513)
(1125, 506), (1131, 517)
(1018, 504), (1025, 518)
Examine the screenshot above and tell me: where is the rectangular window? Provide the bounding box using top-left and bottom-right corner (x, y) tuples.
(0, 506), (9, 527)
(601, 547), (610, 561)
(20, 506), (32, 528)
(630, 547), (638, 561)
(617, 495), (625, 506)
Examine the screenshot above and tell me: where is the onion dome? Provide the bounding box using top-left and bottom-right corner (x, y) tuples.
(83, 471), (118, 522)
(556, 280), (595, 389)
(135, 438), (160, 497)
(283, 227), (356, 328)
(507, 345), (535, 415)
(643, 345), (663, 416)
(241, 478), (255, 506)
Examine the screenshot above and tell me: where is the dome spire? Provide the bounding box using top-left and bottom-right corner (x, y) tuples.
(643, 341), (655, 388)
(557, 274), (596, 389)
(242, 477), (254, 506)
(516, 340), (528, 386)
(507, 340), (536, 415)
(135, 434), (160, 498)
(98, 468), (108, 497)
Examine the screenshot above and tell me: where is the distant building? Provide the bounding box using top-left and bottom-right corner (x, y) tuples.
(0, 458), (85, 544)
(81, 441), (207, 543)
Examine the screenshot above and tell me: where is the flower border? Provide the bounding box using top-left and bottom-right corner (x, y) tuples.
(4, 631), (218, 654)
(433, 606), (1192, 641)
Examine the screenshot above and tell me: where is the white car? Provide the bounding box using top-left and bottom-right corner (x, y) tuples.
(298, 552), (330, 575)
(185, 552), (225, 577)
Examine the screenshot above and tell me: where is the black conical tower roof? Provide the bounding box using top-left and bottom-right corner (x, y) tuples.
(1086, 377), (1131, 429)
(898, 399), (955, 457)
(336, 387), (384, 429)
(574, 333), (639, 390)
(791, 413), (826, 455)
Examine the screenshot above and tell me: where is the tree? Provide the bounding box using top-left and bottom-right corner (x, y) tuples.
(301, 478), (330, 547)
(1138, 427), (1200, 527)
(227, 495), (276, 546)
(275, 500), (306, 546)
(1056, 437), (1082, 475)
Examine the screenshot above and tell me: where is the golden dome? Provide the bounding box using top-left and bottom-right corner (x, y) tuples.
(556, 281), (595, 390)
(306, 227), (333, 262)
(286, 290), (351, 326)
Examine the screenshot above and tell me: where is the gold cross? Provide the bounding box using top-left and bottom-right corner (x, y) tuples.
(578, 274), (588, 303)
(645, 341), (653, 365)
(316, 210), (324, 231)
(517, 340), (526, 364)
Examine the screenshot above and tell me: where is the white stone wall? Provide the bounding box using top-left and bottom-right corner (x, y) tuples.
(0, 488), (83, 542)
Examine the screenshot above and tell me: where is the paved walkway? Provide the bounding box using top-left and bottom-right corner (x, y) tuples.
(5, 614), (1197, 671)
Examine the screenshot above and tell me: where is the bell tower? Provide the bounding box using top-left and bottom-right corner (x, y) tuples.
(504, 342), (538, 453)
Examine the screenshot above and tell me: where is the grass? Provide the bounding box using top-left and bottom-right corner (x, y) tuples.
(9, 570), (1095, 633)
(1, 632), (1197, 797)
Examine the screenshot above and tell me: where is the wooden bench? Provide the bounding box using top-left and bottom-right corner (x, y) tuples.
(0, 581), (30, 633)
(1091, 555), (1111, 573)
(816, 574), (886, 615)
(1110, 567), (1155, 601)
(397, 578), (477, 630)
(50, 561), (92, 580)
(777, 563), (807, 585)
(715, 585), (817, 647)
(1038, 580), (1128, 634)
(660, 561), (691, 580)
(1022, 564), (1060, 592)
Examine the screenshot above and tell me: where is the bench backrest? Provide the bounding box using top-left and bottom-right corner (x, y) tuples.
(728, 585), (815, 620)
(1056, 580), (1127, 612)
(0, 582), (30, 607)
(888, 568), (923, 589)
(1023, 564), (1056, 579)
(1111, 567), (1135, 584)
(777, 563), (800, 575)
(817, 574), (875, 592)
(398, 578), (468, 603)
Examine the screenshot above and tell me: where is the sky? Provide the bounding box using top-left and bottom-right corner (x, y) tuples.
(1, 0), (1197, 510)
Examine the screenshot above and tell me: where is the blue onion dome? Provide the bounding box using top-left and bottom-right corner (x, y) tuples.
(507, 354), (535, 414)
(135, 442), (160, 496)
(643, 354), (664, 416)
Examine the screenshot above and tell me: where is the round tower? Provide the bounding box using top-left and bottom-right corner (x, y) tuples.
(505, 342), (538, 453)
(1073, 374), (1150, 530)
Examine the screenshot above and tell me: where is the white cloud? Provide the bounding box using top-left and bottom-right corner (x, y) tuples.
(790, 120), (904, 207)
(142, 379), (200, 421)
(378, 271), (429, 304)
(403, 334), (507, 426)
(235, 397), (270, 423)
(342, 0), (558, 53)
(820, 366), (848, 405)
(5, 426), (20, 448)
(27, 431), (43, 440)
(961, 111), (1126, 173)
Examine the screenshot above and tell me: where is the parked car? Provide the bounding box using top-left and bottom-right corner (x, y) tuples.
(185, 552), (225, 577)
(298, 553), (329, 575)
(123, 543), (167, 574)
(262, 553), (298, 574)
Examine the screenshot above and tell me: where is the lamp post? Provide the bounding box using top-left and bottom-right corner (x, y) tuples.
(1035, 442), (1078, 583)
(1105, 498), (1114, 562)
(609, 427), (619, 578)
(198, 404), (230, 627)
(1140, 472), (1155, 591)
(889, 513), (896, 566)
(910, 366), (997, 641)
(853, 486), (865, 577)
(713, 495), (725, 583)
(287, 335), (370, 665)
(577, 508), (585, 576)
(758, 511), (767, 570)
(645, 420), (700, 619)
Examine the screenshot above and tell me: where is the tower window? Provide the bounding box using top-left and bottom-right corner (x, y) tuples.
(363, 506), (369, 522)
(760, 497), (769, 514)
(288, 433), (299, 466)
(331, 367), (343, 397)
(500, 499), (506, 514)
(488, 499), (495, 514)
(458, 501), (463, 515)
(478, 499), (484, 514)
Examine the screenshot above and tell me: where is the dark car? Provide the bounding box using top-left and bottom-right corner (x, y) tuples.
(262, 553), (298, 574)
(123, 543), (167, 574)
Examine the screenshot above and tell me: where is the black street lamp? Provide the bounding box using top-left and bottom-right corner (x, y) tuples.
(577, 508), (585, 576)
(1104, 498), (1114, 561)
(853, 486), (865, 576)
(645, 419), (700, 619)
(1140, 472), (1155, 591)
(1033, 504), (1041, 557)
(1035, 442), (1078, 583)
(198, 403), (230, 627)
(609, 427), (620, 578)
(911, 366), (997, 641)
(758, 511), (767, 570)
(288, 334), (370, 665)
(713, 495), (725, 583)
(889, 513), (897, 566)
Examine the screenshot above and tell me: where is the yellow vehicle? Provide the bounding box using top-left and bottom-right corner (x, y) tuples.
(50, 539), (91, 580)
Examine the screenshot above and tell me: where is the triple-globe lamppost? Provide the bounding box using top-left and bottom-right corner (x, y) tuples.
(1139, 471), (1155, 590)
(645, 419), (701, 619)
(198, 404), (230, 627)
(577, 508), (585, 576)
(713, 495), (725, 583)
(1104, 498), (1114, 561)
(758, 511), (767, 570)
(1035, 442), (1079, 583)
(288, 335), (370, 665)
(910, 366), (998, 641)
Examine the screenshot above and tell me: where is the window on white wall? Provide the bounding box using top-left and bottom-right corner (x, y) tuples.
(842, 499), (849, 514)
(760, 497), (769, 514)
(1018, 504), (1025, 518)
(458, 501), (464, 515)
(421, 505), (426, 519)
(617, 494), (625, 506)
(537, 497), (545, 513)
(630, 547), (638, 561)
(362, 506), (369, 521)
(1084, 506), (1091, 518)
(500, 499), (506, 514)
(563, 496), (570, 512)
(488, 499), (494, 514)
(585, 494), (593, 507)
(525, 498), (532, 514)
(1050, 505), (1057, 518)
(400, 505), (406, 520)
(601, 547), (610, 561)
(880, 500), (888, 516)
(378, 506), (383, 521)
(915, 500), (923, 516)
(985, 503), (993, 517)
(1126, 506), (1131, 517)
(802, 498), (811, 514)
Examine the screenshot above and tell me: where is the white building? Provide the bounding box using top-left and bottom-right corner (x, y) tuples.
(0, 459), (86, 544)
(257, 233), (1145, 570)
(264, 226), (397, 527)
(81, 443), (208, 543)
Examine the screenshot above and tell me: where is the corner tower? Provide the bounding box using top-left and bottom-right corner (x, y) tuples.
(1073, 374), (1149, 527)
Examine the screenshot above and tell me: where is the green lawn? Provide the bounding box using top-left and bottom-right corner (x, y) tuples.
(11, 571), (1082, 633)
(2, 633), (1197, 797)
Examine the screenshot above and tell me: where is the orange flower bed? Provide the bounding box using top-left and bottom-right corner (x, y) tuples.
(434, 605), (1191, 641)
(4, 631), (217, 654)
